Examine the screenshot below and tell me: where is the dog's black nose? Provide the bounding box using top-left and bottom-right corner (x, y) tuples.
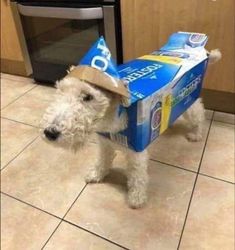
(44, 128), (60, 141)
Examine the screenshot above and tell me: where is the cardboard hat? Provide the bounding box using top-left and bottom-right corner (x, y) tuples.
(66, 65), (129, 98)
(67, 36), (129, 103)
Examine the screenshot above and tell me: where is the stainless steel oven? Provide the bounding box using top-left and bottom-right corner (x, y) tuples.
(13, 0), (122, 83)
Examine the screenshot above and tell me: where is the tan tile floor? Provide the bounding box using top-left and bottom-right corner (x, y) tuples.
(1, 73), (234, 250)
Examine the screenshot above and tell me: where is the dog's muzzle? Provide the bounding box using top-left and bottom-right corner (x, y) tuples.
(44, 128), (60, 141)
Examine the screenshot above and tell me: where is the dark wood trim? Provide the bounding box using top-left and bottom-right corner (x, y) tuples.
(201, 88), (235, 114)
(0, 59), (28, 76)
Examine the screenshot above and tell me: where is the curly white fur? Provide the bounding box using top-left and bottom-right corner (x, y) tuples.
(183, 98), (205, 141)
(41, 76), (205, 208)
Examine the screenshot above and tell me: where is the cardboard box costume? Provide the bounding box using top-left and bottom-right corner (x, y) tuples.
(67, 33), (209, 152)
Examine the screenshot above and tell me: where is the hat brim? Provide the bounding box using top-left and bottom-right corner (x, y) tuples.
(66, 66), (129, 98)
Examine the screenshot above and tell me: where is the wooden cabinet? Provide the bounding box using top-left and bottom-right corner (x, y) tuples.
(121, 0), (235, 94)
(1, 0), (31, 75)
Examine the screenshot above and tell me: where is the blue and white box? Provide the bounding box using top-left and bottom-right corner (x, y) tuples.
(79, 32), (209, 152)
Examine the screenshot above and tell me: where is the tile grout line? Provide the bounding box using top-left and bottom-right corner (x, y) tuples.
(42, 182), (130, 250)
(1, 84), (38, 111)
(2, 188), (126, 249)
(1, 192), (62, 220)
(150, 158), (235, 185)
(1, 183), (129, 249)
(41, 184), (88, 249)
(62, 219), (131, 250)
(199, 173), (235, 185)
(1, 116), (40, 129)
(1, 136), (39, 172)
(149, 158), (197, 174)
(41, 184), (129, 250)
(177, 111), (215, 250)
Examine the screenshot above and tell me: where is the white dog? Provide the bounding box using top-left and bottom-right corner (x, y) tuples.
(41, 50), (221, 208)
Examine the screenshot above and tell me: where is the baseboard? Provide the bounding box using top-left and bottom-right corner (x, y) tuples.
(0, 59), (28, 76)
(201, 89), (235, 114)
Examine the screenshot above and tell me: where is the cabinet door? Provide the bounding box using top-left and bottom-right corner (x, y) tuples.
(1, 1), (31, 75)
(121, 0), (234, 93)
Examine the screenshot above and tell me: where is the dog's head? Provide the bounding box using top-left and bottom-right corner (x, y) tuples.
(40, 76), (118, 150)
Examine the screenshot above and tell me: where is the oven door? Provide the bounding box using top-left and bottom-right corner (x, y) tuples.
(17, 4), (118, 83)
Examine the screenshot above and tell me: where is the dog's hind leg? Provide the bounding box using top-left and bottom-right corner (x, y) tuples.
(183, 98), (205, 142)
(126, 149), (149, 208)
(85, 137), (115, 183)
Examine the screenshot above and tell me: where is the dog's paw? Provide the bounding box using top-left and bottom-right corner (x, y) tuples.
(186, 132), (202, 142)
(85, 169), (108, 183)
(127, 190), (147, 209)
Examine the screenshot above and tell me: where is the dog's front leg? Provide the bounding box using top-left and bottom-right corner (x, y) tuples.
(126, 149), (149, 208)
(85, 137), (115, 183)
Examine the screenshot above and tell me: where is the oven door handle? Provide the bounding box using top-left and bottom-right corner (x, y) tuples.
(17, 4), (103, 20)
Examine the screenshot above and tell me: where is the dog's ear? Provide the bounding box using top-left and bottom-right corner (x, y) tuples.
(55, 79), (67, 93)
(103, 89), (130, 107)
(55, 77), (76, 92)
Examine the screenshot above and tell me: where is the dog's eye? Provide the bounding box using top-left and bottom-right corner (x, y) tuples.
(83, 94), (93, 102)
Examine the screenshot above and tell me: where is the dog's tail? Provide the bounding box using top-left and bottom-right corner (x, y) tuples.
(208, 49), (222, 64)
